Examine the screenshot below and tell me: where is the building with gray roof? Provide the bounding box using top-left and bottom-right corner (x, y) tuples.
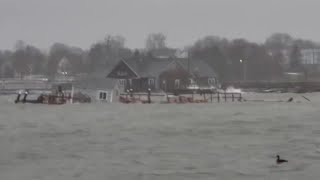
(107, 55), (218, 92)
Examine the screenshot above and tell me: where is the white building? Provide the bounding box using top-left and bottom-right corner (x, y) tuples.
(57, 57), (72, 75)
(300, 49), (320, 64)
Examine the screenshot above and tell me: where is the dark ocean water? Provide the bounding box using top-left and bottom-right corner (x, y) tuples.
(0, 93), (320, 179)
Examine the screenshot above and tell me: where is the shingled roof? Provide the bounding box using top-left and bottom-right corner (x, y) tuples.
(122, 56), (175, 77)
(176, 58), (217, 77)
(111, 56), (216, 78)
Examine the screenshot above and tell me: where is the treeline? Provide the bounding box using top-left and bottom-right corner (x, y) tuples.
(0, 36), (132, 79)
(190, 33), (320, 82)
(0, 33), (319, 81)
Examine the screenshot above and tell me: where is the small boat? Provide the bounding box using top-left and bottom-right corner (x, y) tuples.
(15, 85), (91, 105)
(15, 90), (71, 105)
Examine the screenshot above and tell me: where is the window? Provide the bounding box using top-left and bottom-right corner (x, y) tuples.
(148, 78), (155, 86)
(208, 78), (216, 85)
(174, 79), (180, 89)
(118, 79), (126, 86)
(162, 80), (167, 90)
(128, 79), (132, 87)
(117, 71), (128, 77)
(98, 91), (108, 101)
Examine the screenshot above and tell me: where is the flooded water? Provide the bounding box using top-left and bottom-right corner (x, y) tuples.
(1, 93), (320, 180)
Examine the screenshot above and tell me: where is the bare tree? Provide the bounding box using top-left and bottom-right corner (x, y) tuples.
(190, 36), (229, 81)
(145, 33), (167, 51)
(12, 41), (46, 78)
(105, 35), (126, 49)
(47, 43), (86, 76)
(265, 33), (293, 51)
(87, 35), (131, 72)
(289, 45), (302, 70)
(0, 50), (13, 78)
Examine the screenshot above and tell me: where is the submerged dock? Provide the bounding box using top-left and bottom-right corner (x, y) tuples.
(119, 91), (243, 104)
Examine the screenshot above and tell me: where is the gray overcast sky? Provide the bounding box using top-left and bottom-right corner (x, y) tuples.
(0, 0), (319, 50)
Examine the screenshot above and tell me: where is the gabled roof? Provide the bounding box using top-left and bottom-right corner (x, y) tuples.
(108, 56), (217, 78)
(176, 58), (217, 77)
(74, 77), (117, 90)
(123, 56), (174, 77)
(106, 60), (139, 79)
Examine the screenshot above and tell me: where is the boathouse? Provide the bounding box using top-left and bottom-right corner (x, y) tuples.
(106, 56), (218, 92)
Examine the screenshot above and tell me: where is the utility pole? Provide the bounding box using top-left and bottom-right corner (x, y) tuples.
(187, 51), (190, 74)
(244, 60), (247, 81)
(240, 59), (247, 81)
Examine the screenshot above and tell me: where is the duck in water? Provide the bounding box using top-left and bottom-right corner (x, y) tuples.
(276, 155), (288, 164)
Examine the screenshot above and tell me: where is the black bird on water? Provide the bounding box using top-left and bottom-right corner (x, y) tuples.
(276, 155), (288, 164)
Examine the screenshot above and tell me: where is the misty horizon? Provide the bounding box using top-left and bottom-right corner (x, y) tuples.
(1, 0), (320, 50)
(1, 32), (318, 52)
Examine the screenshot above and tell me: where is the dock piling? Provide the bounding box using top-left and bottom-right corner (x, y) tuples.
(147, 88), (151, 104)
(15, 92), (21, 104)
(22, 91), (28, 103)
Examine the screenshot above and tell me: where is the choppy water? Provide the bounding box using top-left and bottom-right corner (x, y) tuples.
(1, 93), (320, 180)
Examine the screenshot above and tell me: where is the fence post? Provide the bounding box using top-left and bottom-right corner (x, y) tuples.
(22, 91), (28, 103)
(224, 91), (227, 102)
(15, 91), (22, 104)
(130, 89), (133, 97)
(147, 88), (151, 104)
(232, 93), (234, 102)
(217, 92), (220, 102)
(126, 89), (129, 101)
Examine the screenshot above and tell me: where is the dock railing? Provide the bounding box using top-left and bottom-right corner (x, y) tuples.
(119, 91), (243, 103)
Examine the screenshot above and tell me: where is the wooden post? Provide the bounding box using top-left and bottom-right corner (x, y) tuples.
(239, 93), (242, 101)
(232, 93), (234, 102)
(110, 90), (113, 103)
(147, 88), (151, 104)
(130, 89), (133, 97)
(203, 93), (206, 101)
(210, 90), (213, 102)
(70, 85), (74, 104)
(126, 89), (129, 101)
(22, 91), (28, 103)
(15, 92), (22, 104)
(224, 92), (227, 102)
(217, 92), (220, 102)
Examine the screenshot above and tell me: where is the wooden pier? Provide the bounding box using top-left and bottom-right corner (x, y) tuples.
(119, 91), (243, 104)
(215, 92), (243, 102)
